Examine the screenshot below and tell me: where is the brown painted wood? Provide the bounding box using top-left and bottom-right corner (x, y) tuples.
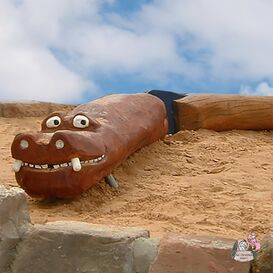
(11, 93), (167, 198)
(174, 94), (273, 131)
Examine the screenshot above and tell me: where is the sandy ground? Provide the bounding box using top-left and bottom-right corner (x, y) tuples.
(1, 116), (273, 239)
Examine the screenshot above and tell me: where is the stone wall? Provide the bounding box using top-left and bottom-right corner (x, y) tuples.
(0, 102), (76, 118)
(1, 187), (271, 273)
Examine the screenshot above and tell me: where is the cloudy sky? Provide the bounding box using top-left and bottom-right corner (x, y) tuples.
(1, 0), (273, 103)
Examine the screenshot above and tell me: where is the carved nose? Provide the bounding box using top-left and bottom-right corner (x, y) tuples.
(12, 133), (54, 153)
(17, 135), (66, 152)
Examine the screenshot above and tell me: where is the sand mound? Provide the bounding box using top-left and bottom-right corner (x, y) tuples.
(1, 116), (272, 238)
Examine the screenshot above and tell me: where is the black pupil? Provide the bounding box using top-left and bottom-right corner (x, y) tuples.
(81, 120), (86, 125)
(54, 119), (59, 125)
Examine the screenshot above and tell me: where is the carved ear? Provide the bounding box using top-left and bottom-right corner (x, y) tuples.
(41, 111), (67, 130)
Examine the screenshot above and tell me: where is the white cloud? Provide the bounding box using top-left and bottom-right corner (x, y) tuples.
(1, 0), (273, 102)
(0, 0), (98, 102)
(240, 82), (273, 96)
(134, 0), (273, 82)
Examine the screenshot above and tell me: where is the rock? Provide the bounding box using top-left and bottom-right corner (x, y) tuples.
(12, 221), (149, 273)
(133, 238), (160, 273)
(0, 101), (76, 118)
(0, 186), (32, 273)
(1, 102), (49, 117)
(49, 103), (76, 114)
(0, 103), (3, 116)
(149, 233), (250, 273)
(251, 233), (273, 273)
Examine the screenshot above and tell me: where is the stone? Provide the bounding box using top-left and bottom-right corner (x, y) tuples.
(0, 103), (3, 116)
(0, 186), (32, 273)
(12, 221), (149, 273)
(149, 233), (250, 273)
(251, 233), (273, 273)
(1, 102), (51, 117)
(49, 103), (76, 114)
(0, 101), (75, 118)
(133, 237), (160, 273)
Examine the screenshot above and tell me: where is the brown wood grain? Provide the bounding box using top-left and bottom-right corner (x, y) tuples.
(174, 94), (273, 131)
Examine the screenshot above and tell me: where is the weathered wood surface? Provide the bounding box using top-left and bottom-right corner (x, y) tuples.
(174, 94), (273, 131)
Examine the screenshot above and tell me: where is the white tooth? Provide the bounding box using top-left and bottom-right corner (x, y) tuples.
(94, 158), (99, 162)
(89, 159), (94, 163)
(53, 164), (60, 169)
(24, 162), (28, 166)
(98, 156), (102, 161)
(29, 164), (34, 168)
(85, 160), (89, 164)
(35, 165), (41, 169)
(12, 160), (23, 172)
(60, 163), (68, 167)
(41, 164), (48, 169)
(68, 162), (72, 166)
(71, 157), (81, 172)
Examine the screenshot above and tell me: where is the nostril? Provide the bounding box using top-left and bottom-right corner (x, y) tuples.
(20, 139), (29, 150)
(55, 139), (65, 149)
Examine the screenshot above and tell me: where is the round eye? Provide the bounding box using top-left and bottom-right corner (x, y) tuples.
(73, 115), (89, 128)
(46, 116), (61, 128)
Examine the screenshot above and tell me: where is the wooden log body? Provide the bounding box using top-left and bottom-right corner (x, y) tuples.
(11, 94), (168, 198)
(174, 94), (273, 131)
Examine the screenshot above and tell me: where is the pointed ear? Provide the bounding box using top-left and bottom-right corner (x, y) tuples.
(41, 111), (67, 130)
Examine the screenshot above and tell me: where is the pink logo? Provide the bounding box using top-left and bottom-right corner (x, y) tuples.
(231, 232), (261, 262)
(247, 232), (261, 251)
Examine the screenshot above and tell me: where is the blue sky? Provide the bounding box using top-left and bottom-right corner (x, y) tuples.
(103, 0), (151, 15)
(1, 0), (273, 103)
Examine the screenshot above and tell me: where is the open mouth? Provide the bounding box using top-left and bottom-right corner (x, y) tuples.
(12, 154), (106, 173)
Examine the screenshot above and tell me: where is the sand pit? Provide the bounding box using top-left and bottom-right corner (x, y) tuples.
(1, 116), (273, 239)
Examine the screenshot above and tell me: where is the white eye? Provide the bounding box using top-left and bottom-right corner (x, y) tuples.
(46, 116), (61, 128)
(73, 115), (89, 128)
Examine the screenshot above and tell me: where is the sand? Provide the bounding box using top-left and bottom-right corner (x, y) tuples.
(1, 116), (273, 239)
